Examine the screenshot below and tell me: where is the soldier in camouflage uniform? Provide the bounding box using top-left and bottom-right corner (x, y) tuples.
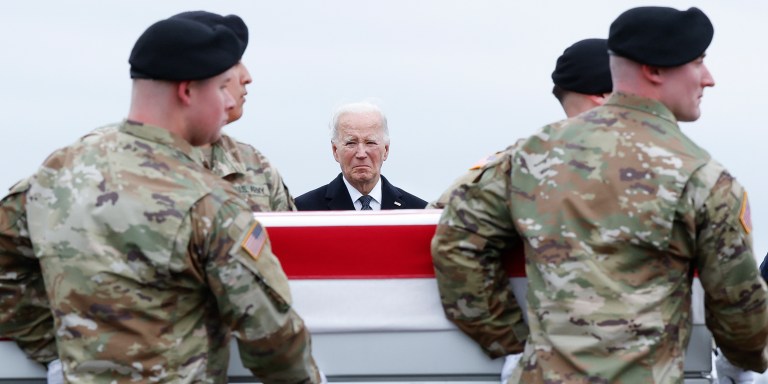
(0, 12), (320, 383)
(7, 12), (297, 380)
(96, 11), (298, 214)
(431, 7), (768, 384)
(175, 11), (297, 213)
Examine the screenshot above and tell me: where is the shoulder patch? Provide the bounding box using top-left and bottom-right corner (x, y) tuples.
(469, 152), (501, 170)
(739, 191), (752, 234)
(241, 222), (267, 261)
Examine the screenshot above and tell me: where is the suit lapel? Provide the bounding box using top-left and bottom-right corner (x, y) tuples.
(380, 175), (405, 209)
(325, 174), (356, 210)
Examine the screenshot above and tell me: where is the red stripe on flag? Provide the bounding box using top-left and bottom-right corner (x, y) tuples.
(266, 224), (526, 279)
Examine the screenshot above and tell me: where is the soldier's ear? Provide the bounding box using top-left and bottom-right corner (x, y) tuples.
(640, 64), (663, 85)
(177, 81), (193, 105)
(587, 94), (607, 107)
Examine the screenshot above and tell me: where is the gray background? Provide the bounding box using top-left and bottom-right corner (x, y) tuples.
(1, 1), (765, 257)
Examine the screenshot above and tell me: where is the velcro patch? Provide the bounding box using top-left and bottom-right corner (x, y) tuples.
(241, 222), (267, 261)
(469, 152), (500, 170)
(739, 191), (752, 234)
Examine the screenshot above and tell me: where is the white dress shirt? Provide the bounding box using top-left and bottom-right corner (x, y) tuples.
(342, 176), (382, 211)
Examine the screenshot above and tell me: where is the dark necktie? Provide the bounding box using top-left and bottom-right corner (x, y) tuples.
(359, 195), (373, 210)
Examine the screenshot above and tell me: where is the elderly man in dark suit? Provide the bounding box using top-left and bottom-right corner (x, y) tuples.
(296, 101), (427, 211)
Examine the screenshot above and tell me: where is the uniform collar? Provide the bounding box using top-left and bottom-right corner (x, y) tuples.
(119, 120), (204, 166)
(204, 135), (247, 177)
(603, 92), (678, 125)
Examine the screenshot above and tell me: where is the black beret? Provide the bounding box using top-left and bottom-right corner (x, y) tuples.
(170, 11), (248, 59)
(129, 15), (242, 81)
(608, 7), (713, 67)
(552, 38), (612, 95)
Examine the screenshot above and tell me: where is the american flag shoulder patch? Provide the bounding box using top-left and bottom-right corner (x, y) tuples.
(241, 222), (267, 261)
(739, 191), (752, 234)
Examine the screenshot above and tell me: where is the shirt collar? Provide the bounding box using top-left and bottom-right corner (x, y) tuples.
(342, 176), (382, 211)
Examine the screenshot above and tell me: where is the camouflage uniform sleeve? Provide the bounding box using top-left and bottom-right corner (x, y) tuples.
(242, 144), (296, 212)
(269, 169), (297, 212)
(689, 164), (768, 372)
(430, 152), (529, 358)
(192, 194), (319, 383)
(0, 179), (57, 364)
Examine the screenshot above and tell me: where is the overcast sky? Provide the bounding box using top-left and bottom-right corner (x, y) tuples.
(2, 0), (767, 257)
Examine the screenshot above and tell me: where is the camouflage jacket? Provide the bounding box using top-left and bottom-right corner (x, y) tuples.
(199, 134), (297, 212)
(432, 93), (768, 383)
(0, 121), (319, 383)
(0, 178), (57, 363)
(2, 129), (298, 370)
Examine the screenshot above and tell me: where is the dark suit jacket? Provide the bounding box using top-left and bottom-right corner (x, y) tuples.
(295, 173), (427, 211)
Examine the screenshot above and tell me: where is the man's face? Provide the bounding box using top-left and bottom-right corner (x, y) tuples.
(332, 111), (389, 190)
(226, 61), (252, 124)
(659, 55), (715, 122)
(187, 68), (236, 146)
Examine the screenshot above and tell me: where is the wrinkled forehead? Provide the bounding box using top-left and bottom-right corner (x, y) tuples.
(338, 111), (384, 129)
(337, 112), (385, 138)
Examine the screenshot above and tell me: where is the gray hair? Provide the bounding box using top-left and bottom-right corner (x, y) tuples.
(329, 101), (389, 144)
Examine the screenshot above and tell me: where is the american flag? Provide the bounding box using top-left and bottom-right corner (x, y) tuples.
(240, 221), (266, 261)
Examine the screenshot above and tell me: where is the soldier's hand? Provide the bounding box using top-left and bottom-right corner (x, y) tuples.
(500, 353), (522, 384)
(715, 349), (756, 384)
(46, 359), (63, 384)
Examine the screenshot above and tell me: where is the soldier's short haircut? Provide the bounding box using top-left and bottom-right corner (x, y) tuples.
(552, 85), (569, 104)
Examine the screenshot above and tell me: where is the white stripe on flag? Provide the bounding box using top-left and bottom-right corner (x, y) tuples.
(255, 209), (443, 227)
(290, 277), (531, 333)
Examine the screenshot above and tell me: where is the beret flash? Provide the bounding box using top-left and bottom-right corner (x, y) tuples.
(129, 14), (242, 81)
(608, 6), (713, 67)
(552, 38), (612, 95)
